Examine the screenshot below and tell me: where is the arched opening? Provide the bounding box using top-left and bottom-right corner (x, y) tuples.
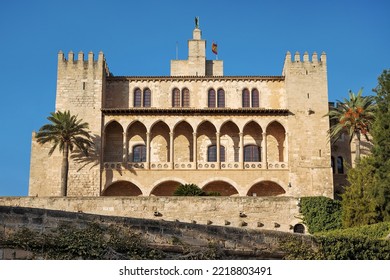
(143, 88), (151, 107)
(251, 88), (259, 107)
(242, 88), (250, 107)
(174, 121), (193, 162)
(103, 181), (142, 196)
(220, 121), (240, 162)
(243, 121), (263, 161)
(127, 121), (147, 162)
(217, 88), (225, 108)
(293, 223), (305, 234)
(208, 88), (216, 108)
(172, 88), (180, 107)
(247, 181), (286, 196)
(182, 88), (190, 107)
(202, 181), (239, 196)
(337, 156), (344, 174)
(104, 121), (123, 162)
(134, 88), (142, 107)
(207, 145), (225, 162)
(197, 121), (217, 162)
(266, 121), (286, 162)
(150, 121), (170, 162)
(244, 144), (260, 162)
(151, 180), (181, 196)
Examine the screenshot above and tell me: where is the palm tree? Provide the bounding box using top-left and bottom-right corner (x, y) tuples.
(35, 111), (93, 196)
(326, 88), (376, 162)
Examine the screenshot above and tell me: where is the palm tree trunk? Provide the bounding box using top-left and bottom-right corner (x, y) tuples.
(61, 142), (69, 196)
(355, 133), (361, 164)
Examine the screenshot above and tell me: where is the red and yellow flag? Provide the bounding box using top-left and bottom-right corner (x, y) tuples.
(212, 42), (218, 55)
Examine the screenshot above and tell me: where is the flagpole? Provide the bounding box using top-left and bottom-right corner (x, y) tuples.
(176, 41), (178, 60)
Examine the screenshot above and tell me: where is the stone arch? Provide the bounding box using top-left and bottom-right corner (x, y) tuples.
(150, 121), (170, 162)
(127, 121), (147, 162)
(220, 121), (240, 162)
(196, 121), (217, 162)
(102, 180), (143, 196)
(293, 223), (305, 234)
(202, 180), (239, 196)
(243, 121), (263, 161)
(247, 180), (286, 196)
(174, 121), (194, 162)
(266, 121), (286, 162)
(150, 180), (183, 196)
(103, 121), (123, 162)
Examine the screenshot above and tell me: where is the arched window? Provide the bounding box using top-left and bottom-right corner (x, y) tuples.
(134, 88), (142, 107)
(182, 88), (190, 107)
(337, 156), (344, 174)
(252, 89), (259, 107)
(133, 145), (146, 162)
(242, 89), (250, 107)
(244, 145), (260, 162)
(208, 88), (216, 108)
(331, 156), (335, 174)
(207, 145), (225, 162)
(172, 88), (180, 107)
(143, 88), (151, 107)
(217, 88), (225, 108)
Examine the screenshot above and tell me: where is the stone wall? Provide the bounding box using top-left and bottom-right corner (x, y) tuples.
(0, 205), (309, 260)
(0, 196), (302, 232)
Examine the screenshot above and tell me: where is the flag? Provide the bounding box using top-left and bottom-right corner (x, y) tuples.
(212, 42), (218, 55)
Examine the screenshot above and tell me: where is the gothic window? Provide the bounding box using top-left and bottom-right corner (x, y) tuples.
(143, 88), (151, 107)
(252, 88), (259, 107)
(133, 145), (146, 162)
(331, 156), (335, 174)
(172, 88), (180, 107)
(207, 145), (225, 162)
(217, 88), (225, 108)
(182, 88), (190, 107)
(242, 88), (250, 107)
(244, 145), (260, 162)
(337, 156), (344, 174)
(208, 88), (216, 108)
(134, 88), (142, 107)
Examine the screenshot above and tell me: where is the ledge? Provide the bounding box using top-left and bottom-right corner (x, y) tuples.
(102, 107), (290, 116)
(107, 75), (285, 82)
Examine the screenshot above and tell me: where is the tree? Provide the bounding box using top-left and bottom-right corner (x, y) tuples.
(370, 69), (390, 222)
(326, 88), (376, 162)
(341, 70), (390, 227)
(341, 157), (379, 227)
(35, 111), (93, 196)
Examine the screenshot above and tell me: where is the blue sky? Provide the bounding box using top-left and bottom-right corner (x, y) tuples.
(0, 0), (389, 196)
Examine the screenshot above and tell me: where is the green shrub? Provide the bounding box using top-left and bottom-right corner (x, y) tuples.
(173, 184), (205, 196)
(282, 222), (390, 260)
(300, 196), (342, 233)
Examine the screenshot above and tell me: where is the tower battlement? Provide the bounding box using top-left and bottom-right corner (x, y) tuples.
(57, 50), (110, 76)
(284, 51), (326, 64)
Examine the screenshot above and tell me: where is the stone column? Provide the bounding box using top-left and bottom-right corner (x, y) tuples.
(146, 132), (150, 169)
(123, 132), (127, 163)
(170, 132), (174, 169)
(262, 132), (267, 168)
(216, 132), (220, 168)
(239, 132), (244, 169)
(284, 132), (288, 163)
(193, 132), (197, 169)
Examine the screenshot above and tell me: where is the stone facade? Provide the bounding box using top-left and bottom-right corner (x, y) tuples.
(26, 25), (337, 231)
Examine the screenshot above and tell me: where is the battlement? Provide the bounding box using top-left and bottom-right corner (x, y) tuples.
(57, 50), (110, 75)
(284, 51), (326, 64)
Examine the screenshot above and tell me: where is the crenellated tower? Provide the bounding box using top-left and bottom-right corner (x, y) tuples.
(283, 51), (333, 198)
(29, 51), (110, 197)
